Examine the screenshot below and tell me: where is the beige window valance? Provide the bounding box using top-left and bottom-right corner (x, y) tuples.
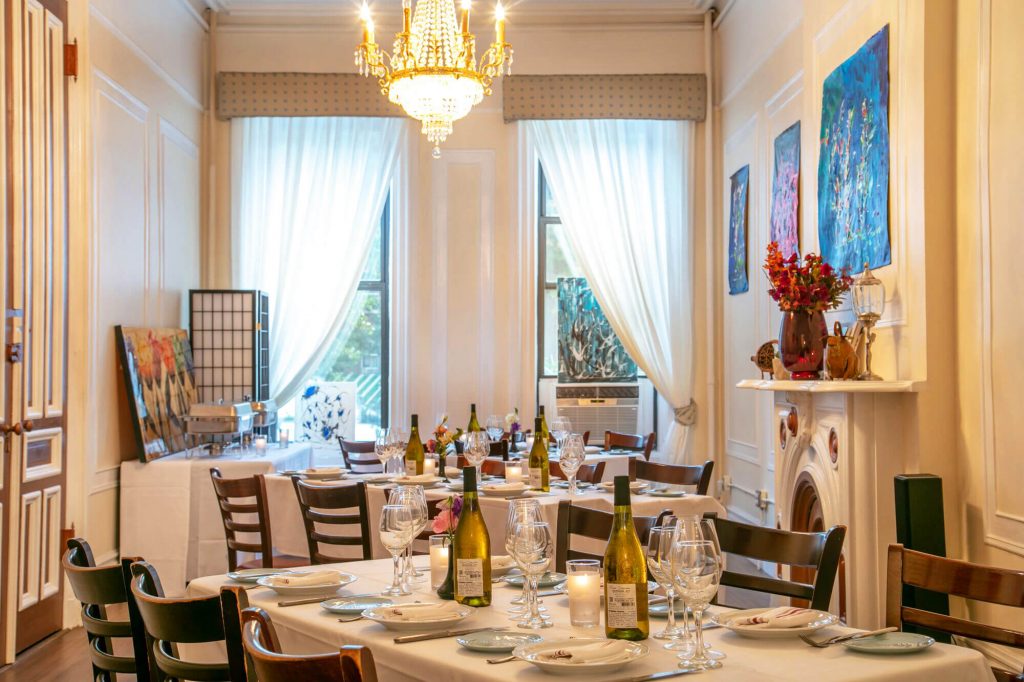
(217, 72), (707, 122)
(217, 72), (403, 120)
(502, 74), (706, 122)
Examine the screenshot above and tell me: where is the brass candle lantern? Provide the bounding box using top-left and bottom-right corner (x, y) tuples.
(852, 262), (885, 380)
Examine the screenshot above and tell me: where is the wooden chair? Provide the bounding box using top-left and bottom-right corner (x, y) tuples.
(554, 499), (671, 573)
(209, 468), (307, 572)
(338, 438), (383, 473)
(489, 440), (509, 459)
(129, 560), (246, 682)
(886, 544), (1024, 682)
(292, 478), (373, 564)
(705, 512), (846, 611)
(63, 539), (151, 682)
(630, 459), (714, 495)
(604, 431), (656, 460)
(455, 456), (506, 478)
(241, 607), (378, 681)
(550, 460), (606, 484)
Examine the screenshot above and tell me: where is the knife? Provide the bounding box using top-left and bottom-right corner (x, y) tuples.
(394, 626), (507, 644)
(616, 670), (702, 682)
(278, 592), (380, 608)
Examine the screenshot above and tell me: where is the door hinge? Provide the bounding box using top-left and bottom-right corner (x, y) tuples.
(64, 39), (78, 81)
(6, 342), (23, 364)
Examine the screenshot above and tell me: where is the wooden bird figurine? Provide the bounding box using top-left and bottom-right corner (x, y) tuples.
(751, 340), (779, 379)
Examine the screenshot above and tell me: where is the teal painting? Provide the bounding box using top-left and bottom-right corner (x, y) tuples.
(728, 165), (750, 295)
(557, 278), (637, 383)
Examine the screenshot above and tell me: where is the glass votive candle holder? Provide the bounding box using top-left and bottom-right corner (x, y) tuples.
(253, 436), (268, 454)
(279, 429), (290, 448)
(566, 559), (601, 628)
(423, 458), (437, 477)
(429, 535), (451, 590)
(506, 464), (523, 484)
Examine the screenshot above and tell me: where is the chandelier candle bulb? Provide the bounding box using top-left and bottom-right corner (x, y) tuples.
(495, 2), (505, 43)
(461, 0), (470, 33)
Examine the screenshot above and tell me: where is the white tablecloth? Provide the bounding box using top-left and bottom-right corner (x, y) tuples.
(445, 451), (639, 480)
(186, 557), (994, 682)
(264, 474), (726, 561)
(119, 444), (314, 595)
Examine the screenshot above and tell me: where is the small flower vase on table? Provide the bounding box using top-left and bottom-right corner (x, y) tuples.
(437, 552), (456, 600)
(432, 495), (462, 600)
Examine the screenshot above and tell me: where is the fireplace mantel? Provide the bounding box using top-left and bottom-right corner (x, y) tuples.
(737, 379), (922, 393)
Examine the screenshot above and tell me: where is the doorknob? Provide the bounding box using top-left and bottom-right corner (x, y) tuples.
(0, 420), (34, 436)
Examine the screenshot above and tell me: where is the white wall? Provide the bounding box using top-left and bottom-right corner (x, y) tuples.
(207, 12), (715, 463)
(65, 0), (205, 596)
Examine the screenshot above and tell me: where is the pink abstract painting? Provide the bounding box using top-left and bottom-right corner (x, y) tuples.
(770, 121), (801, 259)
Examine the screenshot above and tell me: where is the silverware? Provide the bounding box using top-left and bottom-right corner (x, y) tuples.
(394, 626), (507, 644)
(800, 626), (897, 648)
(486, 655), (517, 664)
(278, 592), (380, 608)
(616, 670), (702, 682)
(337, 616), (363, 623)
(536, 590), (562, 598)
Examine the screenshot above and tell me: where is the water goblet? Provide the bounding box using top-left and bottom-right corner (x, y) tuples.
(559, 433), (586, 495)
(379, 504), (414, 596)
(671, 539), (723, 672)
(647, 526), (689, 649)
(511, 521), (554, 630)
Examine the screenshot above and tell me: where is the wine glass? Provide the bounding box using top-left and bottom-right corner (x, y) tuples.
(389, 486), (428, 582)
(390, 426), (409, 475)
(511, 521), (554, 630)
(465, 431), (490, 471)
(379, 504), (415, 596)
(559, 433), (586, 495)
(671, 539), (723, 671)
(550, 416), (571, 451)
(486, 415), (505, 442)
(647, 525), (688, 648)
(375, 428), (391, 474)
(505, 499), (544, 619)
(676, 515), (725, 660)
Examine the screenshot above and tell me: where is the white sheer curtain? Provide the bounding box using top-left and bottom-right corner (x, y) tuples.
(232, 116), (405, 405)
(527, 119), (696, 462)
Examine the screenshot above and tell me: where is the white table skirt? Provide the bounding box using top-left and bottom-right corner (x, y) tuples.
(186, 557), (994, 682)
(119, 444), (314, 595)
(265, 474), (726, 561)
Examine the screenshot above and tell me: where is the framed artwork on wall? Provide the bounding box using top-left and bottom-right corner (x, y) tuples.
(817, 24), (892, 273)
(557, 277), (637, 382)
(728, 165), (751, 295)
(770, 122), (801, 259)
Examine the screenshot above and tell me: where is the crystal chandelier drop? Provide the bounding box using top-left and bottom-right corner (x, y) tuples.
(356, 0), (513, 158)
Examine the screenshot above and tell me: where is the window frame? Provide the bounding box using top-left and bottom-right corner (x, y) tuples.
(537, 169), (562, 380)
(360, 195), (391, 428)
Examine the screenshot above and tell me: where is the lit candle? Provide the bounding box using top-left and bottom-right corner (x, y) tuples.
(423, 458), (437, 476)
(360, 1), (374, 43)
(567, 560), (601, 627)
(461, 0), (471, 33)
(495, 1), (505, 44)
(506, 464), (523, 484)
(429, 536), (450, 590)
(279, 429), (289, 449)
(254, 436), (267, 453)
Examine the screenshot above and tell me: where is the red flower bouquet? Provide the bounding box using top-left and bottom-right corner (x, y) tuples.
(763, 242), (852, 313)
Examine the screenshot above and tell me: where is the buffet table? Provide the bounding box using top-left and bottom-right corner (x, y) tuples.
(186, 556), (994, 682)
(119, 443), (315, 595)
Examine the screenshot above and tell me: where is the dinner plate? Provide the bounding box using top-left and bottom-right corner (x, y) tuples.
(649, 599), (688, 618)
(359, 473), (392, 484)
(584, 445), (602, 454)
(456, 630), (542, 653)
(256, 571), (357, 598)
(446, 480), (465, 492)
(226, 568), (293, 583)
(514, 638), (649, 676)
(712, 607), (837, 638)
(504, 571), (567, 588)
(646, 488), (686, 498)
(393, 475), (444, 488)
(300, 467), (347, 481)
(481, 483), (528, 498)
(320, 596), (394, 615)
(843, 632), (935, 655)
(597, 481), (648, 494)
(362, 601), (473, 631)
(491, 555), (517, 578)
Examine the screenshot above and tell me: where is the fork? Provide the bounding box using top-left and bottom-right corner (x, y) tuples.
(800, 626), (897, 648)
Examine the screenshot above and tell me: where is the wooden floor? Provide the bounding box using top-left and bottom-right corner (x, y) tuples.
(0, 559), (770, 681)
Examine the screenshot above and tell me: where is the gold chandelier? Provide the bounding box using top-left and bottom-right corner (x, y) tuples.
(356, 0), (512, 157)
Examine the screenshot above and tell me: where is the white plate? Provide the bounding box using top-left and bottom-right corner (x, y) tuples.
(843, 632), (934, 654)
(256, 571), (357, 598)
(514, 638), (649, 676)
(712, 607), (838, 638)
(481, 483), (528, 498)
(359, 473), (393, 484)
(394, 475), (444, 488)
(446, 480), (465, 492)
(226, 568), (293, 583)
(320, 596), (393, 615)
(597, 481), (648, 494)
(584, 445), (602, 454)
(457, 630), (542, 653)
(301, 467), (347, 481)
(491, 555), (517, 577)
(362, 601), (473, 631)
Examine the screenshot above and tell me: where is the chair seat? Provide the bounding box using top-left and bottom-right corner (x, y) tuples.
(238, 554), (309, 570)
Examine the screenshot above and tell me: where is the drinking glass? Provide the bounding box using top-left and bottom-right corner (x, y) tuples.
(389, 486), (429, 582)
(379, 505), (414, 596)
(550, 416), (571, 451)
(559, 433), (586, 495)
(485, 415), (505, 442)
(375, 428), (391, 473)
(389, 427), (409, 476)
(671, 539), (723, 672)
(465, 431), (490, 470)
(647, 526), (688, 647)
(566, 559), (601, 627)
(505, 499), (544, 618)
(676, 515), (725, 660)
(511, 521), (554, 630)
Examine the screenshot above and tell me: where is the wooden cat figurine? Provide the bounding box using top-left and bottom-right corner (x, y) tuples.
(825, 321), (858, 380)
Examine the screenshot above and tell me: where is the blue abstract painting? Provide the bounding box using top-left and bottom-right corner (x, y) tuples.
(728, 165), (750, 295)
(557, 278), (637, 383)
(770, 122), (801, 260)
(817, 25), (891, 273)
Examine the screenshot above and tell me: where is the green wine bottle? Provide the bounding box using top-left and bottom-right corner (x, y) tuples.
(538, 404), (550, 445)
(603, 476), (649, 640)
(467, 403), (482, 433)
(405, 414), (425, 476)
(528, 417), (550, 492)
(453, 466), (492, 606)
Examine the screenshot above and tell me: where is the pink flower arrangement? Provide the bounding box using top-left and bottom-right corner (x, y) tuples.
(431, 495), (463, 539)
(763, 242), (853, 313)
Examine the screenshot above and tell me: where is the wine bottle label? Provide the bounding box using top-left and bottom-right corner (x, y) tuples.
(456, 558), (484, 597)
(606, 583), (639, 629)
(405, 458), (417, 476)
(528, 467), (543, 489)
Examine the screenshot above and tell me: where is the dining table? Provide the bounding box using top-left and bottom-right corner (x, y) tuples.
(186, 555), (995, 681)
(262, 471), (727, 561)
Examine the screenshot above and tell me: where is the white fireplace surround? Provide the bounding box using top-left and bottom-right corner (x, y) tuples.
(740, 381), (922, 628)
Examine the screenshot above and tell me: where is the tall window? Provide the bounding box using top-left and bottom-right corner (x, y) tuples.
(537, 170), (582, 378)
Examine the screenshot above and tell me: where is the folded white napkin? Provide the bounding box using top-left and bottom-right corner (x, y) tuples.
(537, 640), (634, 665)
(307, 467), (342, 476)
(585, 446), (602, 454)
(380, 602), (463, 622)
(268, 570), (342, 587)
(398, 474), (438, 483)
(731, 607), (820, 629)
(492, 555), (515, 569)
(483, 483), (526, 493)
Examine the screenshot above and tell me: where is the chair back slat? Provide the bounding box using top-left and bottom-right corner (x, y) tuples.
(550, 461), (606, 484)
(554, 500), (666, 573)
(707, 513), (846, 612)
(604, 431), (656, 460)
(292, 478), (373, 565)
(631, 460), (714, 495)
(886, 544), (1024, 657)
(242, 607), (378, 681)
(210, 468), (275, 571)
(338, 438), (383, 472)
